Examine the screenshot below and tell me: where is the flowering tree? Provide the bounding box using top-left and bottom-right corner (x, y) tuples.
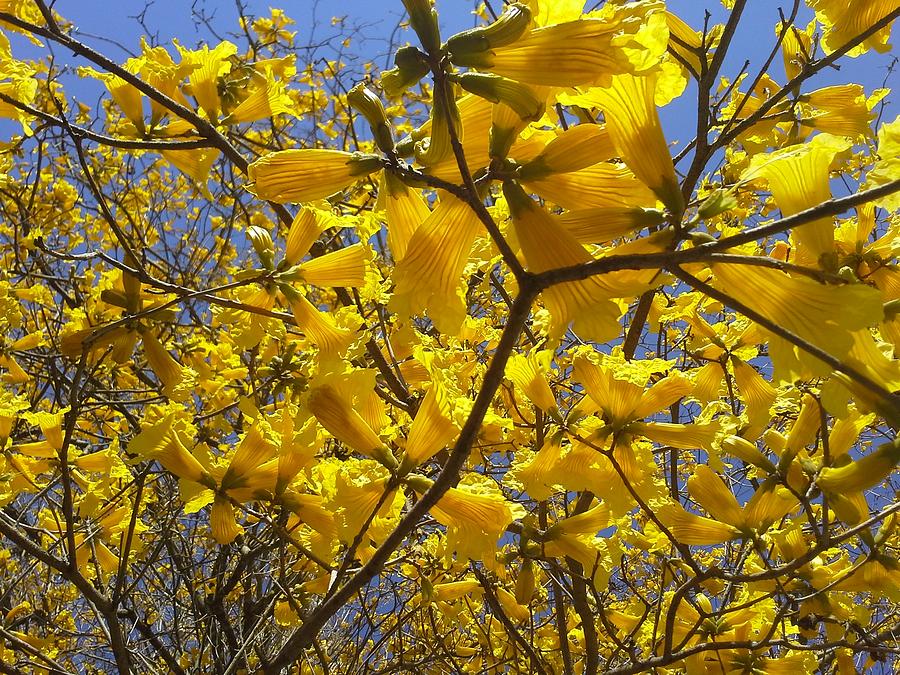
(0, 0), (899, 672)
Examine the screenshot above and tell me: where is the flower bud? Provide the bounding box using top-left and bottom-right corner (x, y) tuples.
(381, 46), (430, 99)
(697, 188), (738, 220)
(246, 225), (275, 269)
(348, 83), (395, 153)
(415, 84), (461, 166)
(405, 473), (434, 494)
(514, 559), (536, 605)
(402, 0), (441, 54)
(446, 3), (531, 60)
(721, 435), (776, 474)
(452, 72), (544, 122)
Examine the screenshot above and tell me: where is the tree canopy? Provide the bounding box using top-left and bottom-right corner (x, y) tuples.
(0, 0), (899, 672)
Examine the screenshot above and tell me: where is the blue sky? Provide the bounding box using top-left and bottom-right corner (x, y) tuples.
(9, 0), (898, 153)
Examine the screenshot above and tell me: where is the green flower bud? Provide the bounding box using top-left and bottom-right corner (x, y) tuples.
(382, 46), (430, 99)
(446, 3), (531, 59)
(402, 0), (441, 54)
(697, 188), (738, 220)
(453, 72), (544, 121)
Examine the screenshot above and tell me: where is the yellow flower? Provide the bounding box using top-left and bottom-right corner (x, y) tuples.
(522, 161), (658, 210)
(283, 207), (325, 266)
(427, 579), (482, 603)
(867, 114), (900, 212)
(24, 407), (68, 451)
(817, 438), (900, 493)
(402, 380), (458, 470)
(730, 357), (776, 437)
(778, 19), (813, 81)
(409, 474), (526, 563)
(544, 502), (615, 589)
(511, 432), (564, 501)
(222, 70), (294, 124)
(799, 84), (874, 139)
(556, 206), (664, 245)
(140, 328), (195, 402)
(687, 465), (743, 527)
(78, 67), (145, 133)
(284, 243), (367, 288)
(741, 477), (798, 531)
(741, 134), (851, 263)
(809, 0), (898, 57)
(177, 41), (238, 120)
(160, 147), (221, 196)
(279, 284), (354, 356)
(389, 191), (483, 335)
(246, 149), (382, 204)
(0, 354), (29, 384)
(377, 172), (430, 262)
(210, 497), (243, 545)
(665, 11), (706, 77)
(452, 2), (665, 87)
(570, 72), (683, 213)
(575, 355), (692, 427)
(220, 424), (277, 493)
(306, 373), (396, 468)
(280, 490), (337, 539)
(658, 502), (741, 545)
(327, 460), (402, 546)
(517, 124), (617, 180)
(505, 349), (557, 413)
(712, 263), (883, 375)
(128, 415), (213, 487)
(504, 181), (667, 342)
(631, 420), (719, 451)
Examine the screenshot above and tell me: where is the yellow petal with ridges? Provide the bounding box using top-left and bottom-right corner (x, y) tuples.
(390, 191), (483, 335)
(247, 149), (381, 204)
(688, 465), (743, 527)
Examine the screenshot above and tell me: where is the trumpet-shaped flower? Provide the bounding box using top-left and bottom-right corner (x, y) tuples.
(140, 328), (195, 402)
(452, 2), (665, 87)
(742, 134), (851, 263)
(517, 124), (617, 180)
(730, 357), (777, 437)
(306, 370), (397, 468)
(504, 181), (667, 342)
(574, 355), (692, 428)
(178, 41), (238, 120)
(867, 114), (900, 212)
(688, 465), (743, 526)
(402, 380), (458, 469)
(570, 72), (683, 213)
(246, 149), (382, 204)
(817, 438), (900, 493)
(658, 501), (742, 545)
(556, 206), (665, 245)
(129, 415), (213, 487)
(210, 497), (243, 545)
(278, 285), (354, 357)
(522, 161), (658, 210)
(809, 0), (899, 57)
(505, 349), (557, 413)
(390, 191), (483, 335)
(712, 262), (883, 376)
(285, 243), (367, 288)
(377, 172), (431, 262)
(799, 84), (875, 139)
(408, 474), (526, 563)
(222, 70), (294, 124)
